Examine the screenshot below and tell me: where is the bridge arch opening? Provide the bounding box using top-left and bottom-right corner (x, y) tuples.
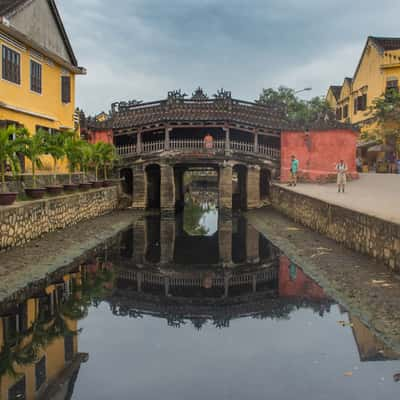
(146, 164), (161, 210)
(260, 169), (271, 199)
(232, 164), (247, 211)
(120, 168), (133, 196)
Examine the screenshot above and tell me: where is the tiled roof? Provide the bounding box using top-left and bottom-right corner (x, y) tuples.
(370, 36), (400, 51)
(0, 0), (27, 16)
(89, 98), (286, 132)
(0, 0), (78, 67)
(329, 85), (342, 101)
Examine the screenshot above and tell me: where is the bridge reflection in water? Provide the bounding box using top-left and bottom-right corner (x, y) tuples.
(1, 204), (399, 399)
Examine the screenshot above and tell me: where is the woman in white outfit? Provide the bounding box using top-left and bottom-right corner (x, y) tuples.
(336, 160), (348, 193)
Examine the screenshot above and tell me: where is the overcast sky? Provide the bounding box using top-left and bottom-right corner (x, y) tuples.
(58, 0), (400, 114)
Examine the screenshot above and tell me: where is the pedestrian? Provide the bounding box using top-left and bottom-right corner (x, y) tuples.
(387, 151), (397, 173)
(204, 133), (213, 150)
(356, 156), (363, 173)
(336, 159), (348, 193)
(289, 155), (299, 187)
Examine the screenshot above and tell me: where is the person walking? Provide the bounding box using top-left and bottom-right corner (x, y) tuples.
(204, 133), (213, 150)
(336, 159), (348, 193)
(289, 155), (299, 187)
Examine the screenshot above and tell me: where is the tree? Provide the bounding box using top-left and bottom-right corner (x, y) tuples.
(22, 129), (47, 189)
(0, 125), (27, 192)
(42, 129), (66, 185)
(256, 86), (333, 125)
(64, 133), (84, 184)
(98, 142), (117, 180)
(77, 141), (93, 183)
(367, 89), (400, 154)
(91, 142), (104, 182)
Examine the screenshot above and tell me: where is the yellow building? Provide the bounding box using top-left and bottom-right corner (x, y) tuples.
(327, 37), (400, 127)
(0, 0), (86, 171)
(327, 37), (400, 170)
(0, 273), (86, 400)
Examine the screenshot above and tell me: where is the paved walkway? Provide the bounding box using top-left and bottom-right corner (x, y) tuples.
(277, 173), (400, 225)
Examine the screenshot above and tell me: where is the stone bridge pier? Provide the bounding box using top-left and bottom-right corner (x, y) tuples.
(127, 160), (267, 213)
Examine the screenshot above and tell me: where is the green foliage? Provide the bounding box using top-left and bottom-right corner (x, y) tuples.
(77, 141), (94, 182)
(42, 129), (66, 184)
(22, 130), (47, 188)
(256, 86), (333, 125)
(368, 89), (400, 153)
(0, 125), (27, 192)
(64, 132), (84, 184)
(91, 142), (118, 180)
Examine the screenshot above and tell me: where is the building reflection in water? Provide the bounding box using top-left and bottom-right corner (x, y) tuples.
(0, 259), (113, 400)
(1, 196), (398, 400)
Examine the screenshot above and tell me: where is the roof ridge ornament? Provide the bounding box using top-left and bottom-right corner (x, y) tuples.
(167, 89), (187, 103)
(111, 100), (143, 114)
(191, 87), (209, 101)
(214, 88), (232, 100)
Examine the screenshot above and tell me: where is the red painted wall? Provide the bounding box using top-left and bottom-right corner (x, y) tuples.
(280, 129), (358, 182)
(279, 256), (326, 300)
(88, 129), (113, 144)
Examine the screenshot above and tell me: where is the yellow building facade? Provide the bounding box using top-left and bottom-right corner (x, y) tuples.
(0, 0), (85, 171)
(0, 273), (84, 400)
(327, 37), (400, 130)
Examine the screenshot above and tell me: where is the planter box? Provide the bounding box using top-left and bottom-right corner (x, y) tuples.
(0, 192), (17, 206)
(25, 188), (46, 200)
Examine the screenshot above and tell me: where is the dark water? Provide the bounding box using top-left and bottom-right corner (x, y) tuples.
(1, 198), (400, 399)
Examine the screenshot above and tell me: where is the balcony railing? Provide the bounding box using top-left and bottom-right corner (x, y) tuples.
(117, 139), (280, 160)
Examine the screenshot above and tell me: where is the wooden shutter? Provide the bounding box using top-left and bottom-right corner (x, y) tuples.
(61, 76), (71, 103)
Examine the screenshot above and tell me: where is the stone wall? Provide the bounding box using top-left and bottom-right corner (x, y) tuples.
(0, 187), (118, 251)
(270, 185), (400, 272)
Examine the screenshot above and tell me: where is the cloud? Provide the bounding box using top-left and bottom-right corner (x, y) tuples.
(57, 0), (400, 113)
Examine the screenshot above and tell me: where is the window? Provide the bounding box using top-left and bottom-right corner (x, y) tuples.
(36, 125), (60, 136)
(354, 98), (358, 114)
(2, 45), (21, 84)
(358, 94), (367, 111)
(35, 356), (46, 391)
(30, 60), (42, 93)
(61, 75), (71, 103)
(336, 107), (342, 120)
(8, 376), (26, 400)
(386, 79), (399, 93)
(343, 104), (349, 119)
(65, 334), (74, 362)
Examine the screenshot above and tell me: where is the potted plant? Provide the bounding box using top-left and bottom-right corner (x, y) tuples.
(100, 142), (118, 187)
(22, 129), (47, 199)
(63, 133), (83, 192)
(91, 142), (105, 188)
(78, 142), (93, 190)
(0, 126), (26, 206)
(42, 129), (66, 195)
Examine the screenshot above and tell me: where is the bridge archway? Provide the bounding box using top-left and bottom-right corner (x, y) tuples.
(145, 164), (161, 210)
(260, 168), (271, 199)
(120, 168), (133, 196)
(232, 164), (247, 211)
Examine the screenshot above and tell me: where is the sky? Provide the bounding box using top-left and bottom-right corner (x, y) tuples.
(58, 0), (400, 115)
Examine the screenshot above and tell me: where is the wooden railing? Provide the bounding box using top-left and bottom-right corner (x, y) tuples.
(117, 139), (280, 160)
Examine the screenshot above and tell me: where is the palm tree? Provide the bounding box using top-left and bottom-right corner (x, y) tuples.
(78, 141), (93, 183)
(91, 142), (104, 182)
(42, 129), (66, 186)
(64, 133), (83, 185)
(0, 125), (27, 193)
(22, 130), (47, 189)
(99, 142), (117, 181)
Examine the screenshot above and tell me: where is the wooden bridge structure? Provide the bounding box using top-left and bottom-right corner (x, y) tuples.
(87, 88), (286, 212)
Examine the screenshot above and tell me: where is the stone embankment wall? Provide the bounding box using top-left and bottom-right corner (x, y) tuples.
(270, 185), (400, 272)
(0, 187), (118, 251)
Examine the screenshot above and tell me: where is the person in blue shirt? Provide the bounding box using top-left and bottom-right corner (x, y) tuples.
(289, 155), (299, 186)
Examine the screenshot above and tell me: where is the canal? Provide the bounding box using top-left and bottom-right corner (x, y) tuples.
(1, 189), (400, 399)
